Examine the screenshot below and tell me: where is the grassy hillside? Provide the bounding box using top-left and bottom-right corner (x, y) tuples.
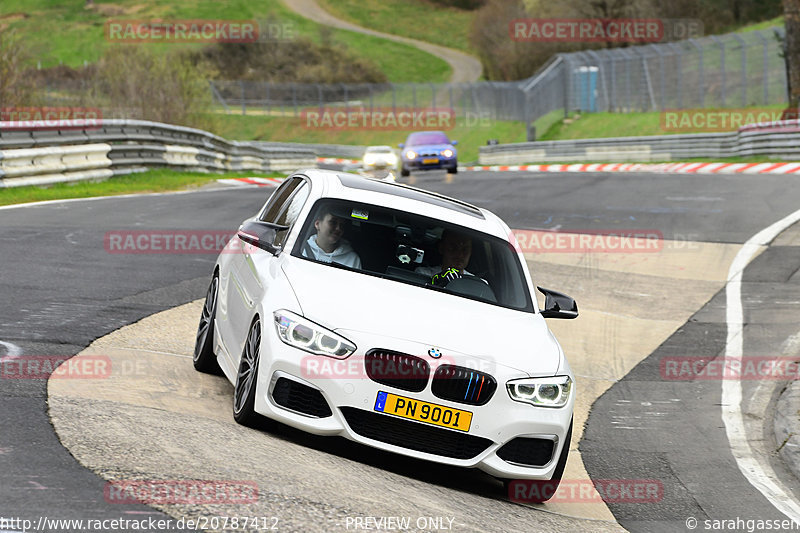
(538, 105), (790, 141)
(734, 15), (783, 32)
(0, 0), (450, 82)
(316, 0), (475, 53)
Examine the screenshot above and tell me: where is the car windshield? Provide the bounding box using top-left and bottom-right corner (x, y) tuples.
(406, 132), (449, 146)
(366, 146), (392, 153)
(292, 198), (534, 312)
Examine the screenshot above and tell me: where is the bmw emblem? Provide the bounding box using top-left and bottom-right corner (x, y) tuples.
(428, 348), (442, 359)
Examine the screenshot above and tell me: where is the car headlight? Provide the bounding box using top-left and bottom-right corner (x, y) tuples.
(441, 149), (454, 158)
(405, 150), (417, 159)
(387, 154), (398, 164)
(506, 376), (572, 408)
(363, 154), (376, 165)
(273, 310), (356, 358)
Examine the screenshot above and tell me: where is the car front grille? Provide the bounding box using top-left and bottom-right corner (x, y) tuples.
(364, 350), (430, 392)
(340, 407), (493, 460)
(431, 365), (497, 406)
(496, 437), (556, 467)
(271, 377), (332, 418)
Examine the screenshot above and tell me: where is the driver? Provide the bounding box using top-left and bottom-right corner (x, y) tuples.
(415, 229), (476, 285)
(302, 208), (362, 269)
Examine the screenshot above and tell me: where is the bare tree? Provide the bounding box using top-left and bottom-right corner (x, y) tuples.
(784, 0), (800, 108)
(0, 30), (38, 109)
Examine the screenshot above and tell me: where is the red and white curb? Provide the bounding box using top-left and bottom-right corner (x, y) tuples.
(460, 161), (800, 174)
(218, 161), (800, 187)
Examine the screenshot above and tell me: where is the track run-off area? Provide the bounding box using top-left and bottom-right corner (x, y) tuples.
(2, 169), (800, 532)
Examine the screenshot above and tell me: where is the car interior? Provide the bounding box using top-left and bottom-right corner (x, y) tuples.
(293, 199), (533, 311)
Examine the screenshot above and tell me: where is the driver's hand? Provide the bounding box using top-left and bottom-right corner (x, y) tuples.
(431, 267), (462, 287)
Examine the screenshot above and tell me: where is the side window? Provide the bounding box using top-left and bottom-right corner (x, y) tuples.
(274, 182), (310, 247)
(260, 177), (304, 223)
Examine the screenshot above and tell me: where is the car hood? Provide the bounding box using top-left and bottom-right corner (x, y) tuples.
(405, 143), (455, 153)
(281, 258), (561, 376)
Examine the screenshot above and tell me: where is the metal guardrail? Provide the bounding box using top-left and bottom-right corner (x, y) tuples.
(0, 119), (316, 188)
(478, 120), (800, 164)
(243, 141), (366, 159)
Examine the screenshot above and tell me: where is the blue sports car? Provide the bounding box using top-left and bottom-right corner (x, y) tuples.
(398, 131), (458, 177)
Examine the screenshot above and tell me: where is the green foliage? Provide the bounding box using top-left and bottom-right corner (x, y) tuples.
(193, 38), (387, 84)
(428, 0), (487, 9)
(93, 46), (213, 126)
(471, 0), (788, 81)
(0, 30), (39, 107)
(0, 169), (281, 207)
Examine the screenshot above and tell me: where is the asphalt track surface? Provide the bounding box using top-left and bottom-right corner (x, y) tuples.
(2, 170), (800, 531)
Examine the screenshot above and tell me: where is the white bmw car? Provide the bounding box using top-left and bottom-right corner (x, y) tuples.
(193, 169), (578, 497)
(362, 145), (398, 170)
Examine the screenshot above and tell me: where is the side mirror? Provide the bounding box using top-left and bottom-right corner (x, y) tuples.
(237, 220), (287, 255)
(398, 143), (405, 149)
(451, 140), (458, 145)
(537, 286), (578, 319)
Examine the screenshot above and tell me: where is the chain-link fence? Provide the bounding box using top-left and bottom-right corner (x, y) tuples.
(208, 80), (526, 122)
(209, 26), (789, 136)
(560, 27), (788, 113)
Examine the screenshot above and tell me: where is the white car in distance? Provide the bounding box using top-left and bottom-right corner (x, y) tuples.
(362, 145), (398, 170)
(193, 169), (578, 500)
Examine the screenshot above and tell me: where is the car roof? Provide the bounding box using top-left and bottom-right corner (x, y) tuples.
(296, 169), (507, 238)
(365, 145), (393, 151)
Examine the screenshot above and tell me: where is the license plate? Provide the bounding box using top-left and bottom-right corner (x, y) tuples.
(422, 158), (439, 164)
(374, 391), (472, 432)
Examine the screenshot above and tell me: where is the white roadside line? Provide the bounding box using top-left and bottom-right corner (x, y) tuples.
(0, 340), (23, 361)
(0, 185), (248, 212)
(723, 207), (800, 521)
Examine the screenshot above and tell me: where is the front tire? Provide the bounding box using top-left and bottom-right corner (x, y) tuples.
(233, 318), (264, 427)
(400, 165), (410, 177)
(448, 163), (458, 174)
(193, 274), (221, 374)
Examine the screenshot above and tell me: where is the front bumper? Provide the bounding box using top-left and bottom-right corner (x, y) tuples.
(402, 157), (456, 171)
(363, 159), (397, 169)
(253, 326), (574, 480)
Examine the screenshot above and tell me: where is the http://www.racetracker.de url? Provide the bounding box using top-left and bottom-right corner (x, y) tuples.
(0, 515), (280, 532)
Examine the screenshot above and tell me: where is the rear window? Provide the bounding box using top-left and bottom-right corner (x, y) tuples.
(406, 132), (449, 146)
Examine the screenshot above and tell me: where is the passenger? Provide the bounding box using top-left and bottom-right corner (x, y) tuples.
(302, 208), (362, 269)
